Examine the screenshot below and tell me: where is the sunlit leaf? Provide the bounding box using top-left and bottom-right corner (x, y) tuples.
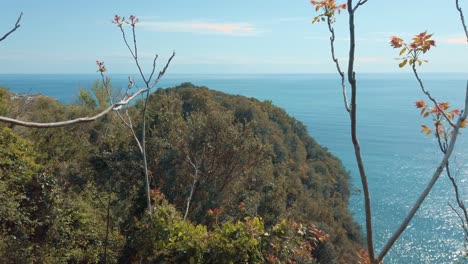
(399, 59), (408, 68)
(399, 48), (407, 56)
(421, 125), (428, 133)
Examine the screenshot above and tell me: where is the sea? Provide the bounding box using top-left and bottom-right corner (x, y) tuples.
(1, 73), (467, 264)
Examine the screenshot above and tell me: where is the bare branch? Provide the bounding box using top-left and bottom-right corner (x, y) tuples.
(378, 82), (468, 262)
(148, 54), (159, 84)
(184, 154), (201, 221)
(115, 24), (175, 216)
(0, 86), (150, 128)
(456, 0), (468, 42)
(115, 109), (143, 154)
(448, 203), (468, 245)
(151, 51), (176, 88)
(353, 0), (369, 12)
(445, 162), (468, 240)
(119, 26), (148, 85)
(0, 12), (22, 42)
(327, 17), (351, 112)
(100, 72), (114, 105)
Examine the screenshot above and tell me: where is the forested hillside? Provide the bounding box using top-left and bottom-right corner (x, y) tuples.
(0, 82), (363, 263)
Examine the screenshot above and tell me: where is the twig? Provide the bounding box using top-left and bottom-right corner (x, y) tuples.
(0, 12), (22, 42)
(184, 154), (200, 221)
(448, 203), (468, 244)
(0, 85), (150, 128)
(353, 0), (369, 12)
(326, 16), (351, 112)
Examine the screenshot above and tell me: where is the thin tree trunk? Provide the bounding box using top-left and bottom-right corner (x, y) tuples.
(347, 1), (375, 261)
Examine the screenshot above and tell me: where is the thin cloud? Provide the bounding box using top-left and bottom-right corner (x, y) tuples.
(139, 20), (260, 36)
(441, 36), (467, 44)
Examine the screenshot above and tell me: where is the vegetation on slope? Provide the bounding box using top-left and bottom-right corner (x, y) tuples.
(0, 82), (362, 263)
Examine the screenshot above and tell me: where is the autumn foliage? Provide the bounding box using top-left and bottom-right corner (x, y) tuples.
(390, 32), (436, 68)
(389, 33), (467, 138)
(311, 0), (346, 24)
(416, 100), (467, 138)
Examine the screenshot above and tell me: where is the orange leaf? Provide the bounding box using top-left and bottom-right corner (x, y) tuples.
(415, 100), (425, 108)
(421, 125), (428, 133)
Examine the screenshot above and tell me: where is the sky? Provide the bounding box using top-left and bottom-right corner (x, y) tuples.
(0, 0), (467, 74)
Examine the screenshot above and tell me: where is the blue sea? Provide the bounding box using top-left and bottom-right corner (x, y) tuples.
(1, 73), (467, 263)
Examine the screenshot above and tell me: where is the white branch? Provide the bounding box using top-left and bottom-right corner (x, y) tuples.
(0, 86), (150, 128)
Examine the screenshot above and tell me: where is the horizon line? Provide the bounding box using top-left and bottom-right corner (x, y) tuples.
(1, 71), (467, 75)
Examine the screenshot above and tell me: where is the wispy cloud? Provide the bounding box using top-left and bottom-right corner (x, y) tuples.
(441, 36), (467, 44)
(139, 20), (261, 36)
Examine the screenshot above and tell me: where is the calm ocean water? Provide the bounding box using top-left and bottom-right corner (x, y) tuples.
(1, 73), (467, 263)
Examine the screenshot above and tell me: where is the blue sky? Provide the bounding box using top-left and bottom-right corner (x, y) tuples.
(1, 0), (467, 74)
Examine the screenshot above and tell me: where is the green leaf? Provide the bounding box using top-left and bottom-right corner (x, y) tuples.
(399, 59), (408, 68)
(399, 48), (407, 56)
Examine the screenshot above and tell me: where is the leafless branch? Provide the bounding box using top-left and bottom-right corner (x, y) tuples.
(445, 163), (468, 233)
(0, 12), (22, 42)
(184, 152), (203, 221)
(456, 0), (468, 42)
(151, 52), (176, 88)
(115, 108), (144, 154)
(448, 203), (468, 247)
(100, 72), (114, 105)
(378, 82), (468, 262)
(327, 17), (350, 112)
(353, 0), (369, 12)
(148, 54), (159, 83)
(119, 25), (148, 85)
(114, 21), (176, 216)
(0, 85), (149, 128)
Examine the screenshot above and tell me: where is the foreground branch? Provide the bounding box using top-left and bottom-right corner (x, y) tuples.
(456, 0), (468, 42)
(346, 0), (376, 262)
(377, 82), (468, 262)
(327, 16), (350, 112)
(0, 86), (148, 128)
(0, 12), (22, 42)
